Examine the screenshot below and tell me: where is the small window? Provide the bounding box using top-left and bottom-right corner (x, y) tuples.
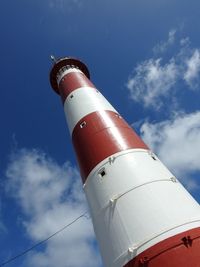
(80, 121), (86, 128)
(98, 168), (106, 178)
(70, 94), (74, 99)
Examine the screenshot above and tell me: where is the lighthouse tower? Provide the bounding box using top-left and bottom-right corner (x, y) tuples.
(50, 57), (200, 267)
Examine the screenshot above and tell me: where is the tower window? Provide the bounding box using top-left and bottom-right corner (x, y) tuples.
(80, 121), (86, 128)
(98, 168), (106, 178)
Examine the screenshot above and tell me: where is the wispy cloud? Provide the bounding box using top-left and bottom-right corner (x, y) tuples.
(126, 30), (200, 109)
(140, 111), (200, 190)
(126, 58), (178, 109)
(6, 149), (101, 267)
(184, 49), (200, 88)
(153, 29), (176, 54)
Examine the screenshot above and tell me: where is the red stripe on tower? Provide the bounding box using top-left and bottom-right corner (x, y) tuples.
(72, 110), (148, 182)
(124, 227), (200, 267)
(59, 72), (95, 103)
(50, 56), (200, 267)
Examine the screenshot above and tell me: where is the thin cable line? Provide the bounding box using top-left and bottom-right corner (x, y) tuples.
(0, 211), (88, 267)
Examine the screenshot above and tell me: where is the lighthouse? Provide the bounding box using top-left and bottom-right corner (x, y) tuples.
(50, 56), (200, 267)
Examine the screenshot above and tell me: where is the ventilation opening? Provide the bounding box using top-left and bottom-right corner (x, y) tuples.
(149, 152), (156, 160)
(98, 168), (106, 178)
(151, 155), (156, 160)
(70, 94), (74, 98)
(80, 121), (86, 128)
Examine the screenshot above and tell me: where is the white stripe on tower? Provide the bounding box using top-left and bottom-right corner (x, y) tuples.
(50, 57), (200, 267)
(63, 87), (118, 135)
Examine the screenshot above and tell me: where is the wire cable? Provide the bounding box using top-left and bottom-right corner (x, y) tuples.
(0, 211), (88, 266)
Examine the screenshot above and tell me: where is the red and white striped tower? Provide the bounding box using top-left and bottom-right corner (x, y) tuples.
(50, 56), (200, 267)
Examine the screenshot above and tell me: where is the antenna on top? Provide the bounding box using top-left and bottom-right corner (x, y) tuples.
(50, 55), (57, 63)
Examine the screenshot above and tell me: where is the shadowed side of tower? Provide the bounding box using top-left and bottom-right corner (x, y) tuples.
(50, 56), (200, 267)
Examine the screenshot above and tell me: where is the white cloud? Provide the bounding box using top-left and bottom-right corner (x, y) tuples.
(126, 31), (200, 109)
(180, 37), (190, 46)
(153, 29), (176, 54)
(140, 111), (200, 190)
(127, 58), (178, 109)
(184, 49), (200, 88)
(6, 149), (101, 267)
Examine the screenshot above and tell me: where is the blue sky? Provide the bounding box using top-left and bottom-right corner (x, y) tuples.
(1, 0), (200, 266)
